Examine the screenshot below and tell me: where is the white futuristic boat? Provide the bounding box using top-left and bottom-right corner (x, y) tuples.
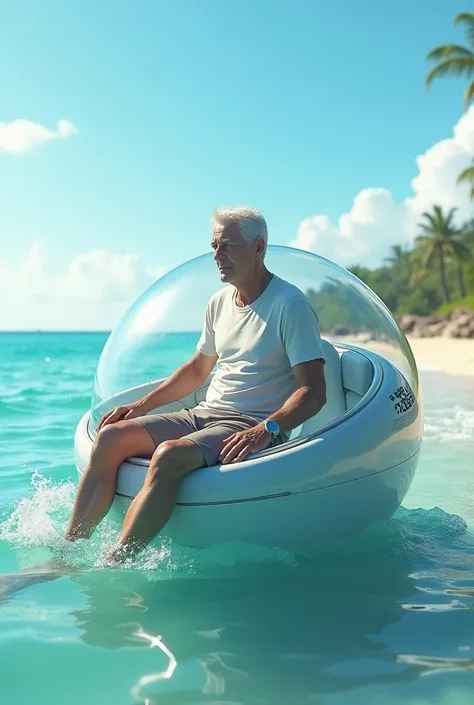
(74, 246), (423, 549)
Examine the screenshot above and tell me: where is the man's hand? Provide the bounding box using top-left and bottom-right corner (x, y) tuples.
(97, 402), (145, 431)
(218, 424), (272, 464)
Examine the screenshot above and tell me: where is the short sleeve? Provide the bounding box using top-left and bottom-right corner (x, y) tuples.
(281, 297), (326, 367)
(196, 299), (217, 356)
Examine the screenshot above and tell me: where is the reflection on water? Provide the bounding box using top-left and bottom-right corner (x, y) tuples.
(1, 332), (474, 705)
(26, 507), (465, 704)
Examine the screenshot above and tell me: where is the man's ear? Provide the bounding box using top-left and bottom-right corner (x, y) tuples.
(255, 237), (265, 258)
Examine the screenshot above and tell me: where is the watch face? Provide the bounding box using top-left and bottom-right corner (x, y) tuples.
(266, 420), (279, 434)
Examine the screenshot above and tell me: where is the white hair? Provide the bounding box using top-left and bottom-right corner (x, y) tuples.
(212, 205), (268, 255)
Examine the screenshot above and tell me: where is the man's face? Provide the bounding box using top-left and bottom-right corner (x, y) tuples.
(211, 222), (263, 284)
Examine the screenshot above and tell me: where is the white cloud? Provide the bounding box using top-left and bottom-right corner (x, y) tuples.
(290, 107), (474, 267)
(0, 244), (167, 330)
(0, 119), (77, 153)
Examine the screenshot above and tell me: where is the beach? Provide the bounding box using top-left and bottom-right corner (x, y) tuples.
(406, 335), (474, 377)
(333, 334), (474, 379)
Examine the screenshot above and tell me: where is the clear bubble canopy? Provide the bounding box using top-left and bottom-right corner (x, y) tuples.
(91, 246), (418, 427)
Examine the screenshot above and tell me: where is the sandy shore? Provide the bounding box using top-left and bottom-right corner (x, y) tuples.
(405, 336), (474, 378)
(333, 334), (474, 378)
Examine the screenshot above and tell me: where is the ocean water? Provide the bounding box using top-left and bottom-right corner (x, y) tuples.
(0, 331), (474, 705)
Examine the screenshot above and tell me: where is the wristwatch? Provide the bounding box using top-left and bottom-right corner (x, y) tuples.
(264, 419), (280, 441)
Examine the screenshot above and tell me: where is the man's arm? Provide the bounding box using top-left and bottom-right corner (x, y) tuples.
(218, 357), (326, 464)
(97, 351), (217, 429)
(264, 358), (326, 434)
(137, 351), (218, 413)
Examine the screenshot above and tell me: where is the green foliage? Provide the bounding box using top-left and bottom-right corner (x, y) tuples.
(425, 12), (474, 108)
(436, 295), (474, 315)
(414, 205), (470, 303)
(303, 13), (474, 331)
(457, 159), (474, 200)
(305, 206), (474, 331)
(306, 279), (379, 333)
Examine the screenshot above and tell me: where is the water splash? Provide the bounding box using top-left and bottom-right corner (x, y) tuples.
(0, 471), (74, 548)
(0, 472), (300, 575)
(0, 472), (471, 580)
(424, 405), (474, 443)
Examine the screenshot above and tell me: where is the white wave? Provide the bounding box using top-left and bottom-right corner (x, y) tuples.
(423, 406), (474, 443)
(0, 471), (75, 548)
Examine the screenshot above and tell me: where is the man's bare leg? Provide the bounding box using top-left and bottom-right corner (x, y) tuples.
(105, 438), (204, 564)
(0, 420), (157, 601)
(65, 420), (156, 541)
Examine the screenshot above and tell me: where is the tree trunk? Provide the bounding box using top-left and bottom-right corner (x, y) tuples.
(438, 248), (450, 303)
(457, 264), (466, 298)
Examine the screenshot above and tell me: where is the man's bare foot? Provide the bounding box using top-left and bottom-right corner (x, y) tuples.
(103, 541), (141, 567)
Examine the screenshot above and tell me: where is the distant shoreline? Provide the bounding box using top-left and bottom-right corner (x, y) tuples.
(0, 330), (201, 335)
(0, 330), (112, 334)
(2, 329), (473, 379)
(405, 335), (474, 378)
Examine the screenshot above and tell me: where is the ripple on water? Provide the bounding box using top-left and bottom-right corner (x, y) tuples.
(1, 336), (474, 704)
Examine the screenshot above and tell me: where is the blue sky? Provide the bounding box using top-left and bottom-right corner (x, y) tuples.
(1, 0), (472, 329)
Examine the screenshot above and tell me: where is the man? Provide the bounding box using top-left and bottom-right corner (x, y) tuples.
(0, 206), (327, 598)
(64, 206), (327, 564)
(2, 206), (326, 591)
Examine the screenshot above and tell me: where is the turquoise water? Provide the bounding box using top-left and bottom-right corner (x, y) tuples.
(1, 332), (474, 704)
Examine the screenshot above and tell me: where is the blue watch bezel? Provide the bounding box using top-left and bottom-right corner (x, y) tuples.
(265, 420), (280, 436)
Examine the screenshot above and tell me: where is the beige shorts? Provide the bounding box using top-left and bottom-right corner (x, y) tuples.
(137, 406), (273, 467)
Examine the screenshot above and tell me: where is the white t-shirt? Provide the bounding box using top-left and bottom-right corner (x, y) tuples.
(196, 274), (325, 420)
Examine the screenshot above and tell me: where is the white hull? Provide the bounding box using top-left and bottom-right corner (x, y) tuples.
(74, 341), (423, 549)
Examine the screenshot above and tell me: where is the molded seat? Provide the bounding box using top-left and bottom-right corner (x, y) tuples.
(341, 349), (374, 410)
(293, 339), (346, 438)
(341, 349), (373, 396)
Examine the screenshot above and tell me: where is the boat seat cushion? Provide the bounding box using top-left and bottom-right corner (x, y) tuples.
(293, 339), (346, 437)
(341, 350), (373, 397)
(345, 390), (361, 410)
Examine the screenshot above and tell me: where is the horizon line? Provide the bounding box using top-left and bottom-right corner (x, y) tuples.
(0, 329), (201, 334)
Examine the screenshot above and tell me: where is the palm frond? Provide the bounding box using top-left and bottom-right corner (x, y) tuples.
(457, 161), (474, 196)
(426, 57), (474, 87)
(454, 12), (474, 47)
(418, 211), (437, 229)
(451, 241), (473, 260)
(457, 164), (474, 184)
(465, 80), (474, 106)
(443, 206), (458, 230)
(427, 45), (474, 61)
(414, 235), (432, 245)
(422, 244), (438, 270)
(432, 204), (445, 226)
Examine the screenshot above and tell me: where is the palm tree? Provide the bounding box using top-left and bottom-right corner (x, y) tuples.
(414, 205), (471, 302)
(384, 243), (412, 279)
(456, 218), (474, 296)
(461, 217), (474, 247)
(457, 158), (474, 199)
(425, 12), (474, 109)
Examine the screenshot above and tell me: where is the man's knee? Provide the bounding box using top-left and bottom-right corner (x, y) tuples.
(96, 421), (131, 448)
(147, 439), (204, 484)
(95, 420), (154, 458)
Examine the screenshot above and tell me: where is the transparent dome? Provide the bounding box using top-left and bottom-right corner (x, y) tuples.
(90, 245), (418, 427)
